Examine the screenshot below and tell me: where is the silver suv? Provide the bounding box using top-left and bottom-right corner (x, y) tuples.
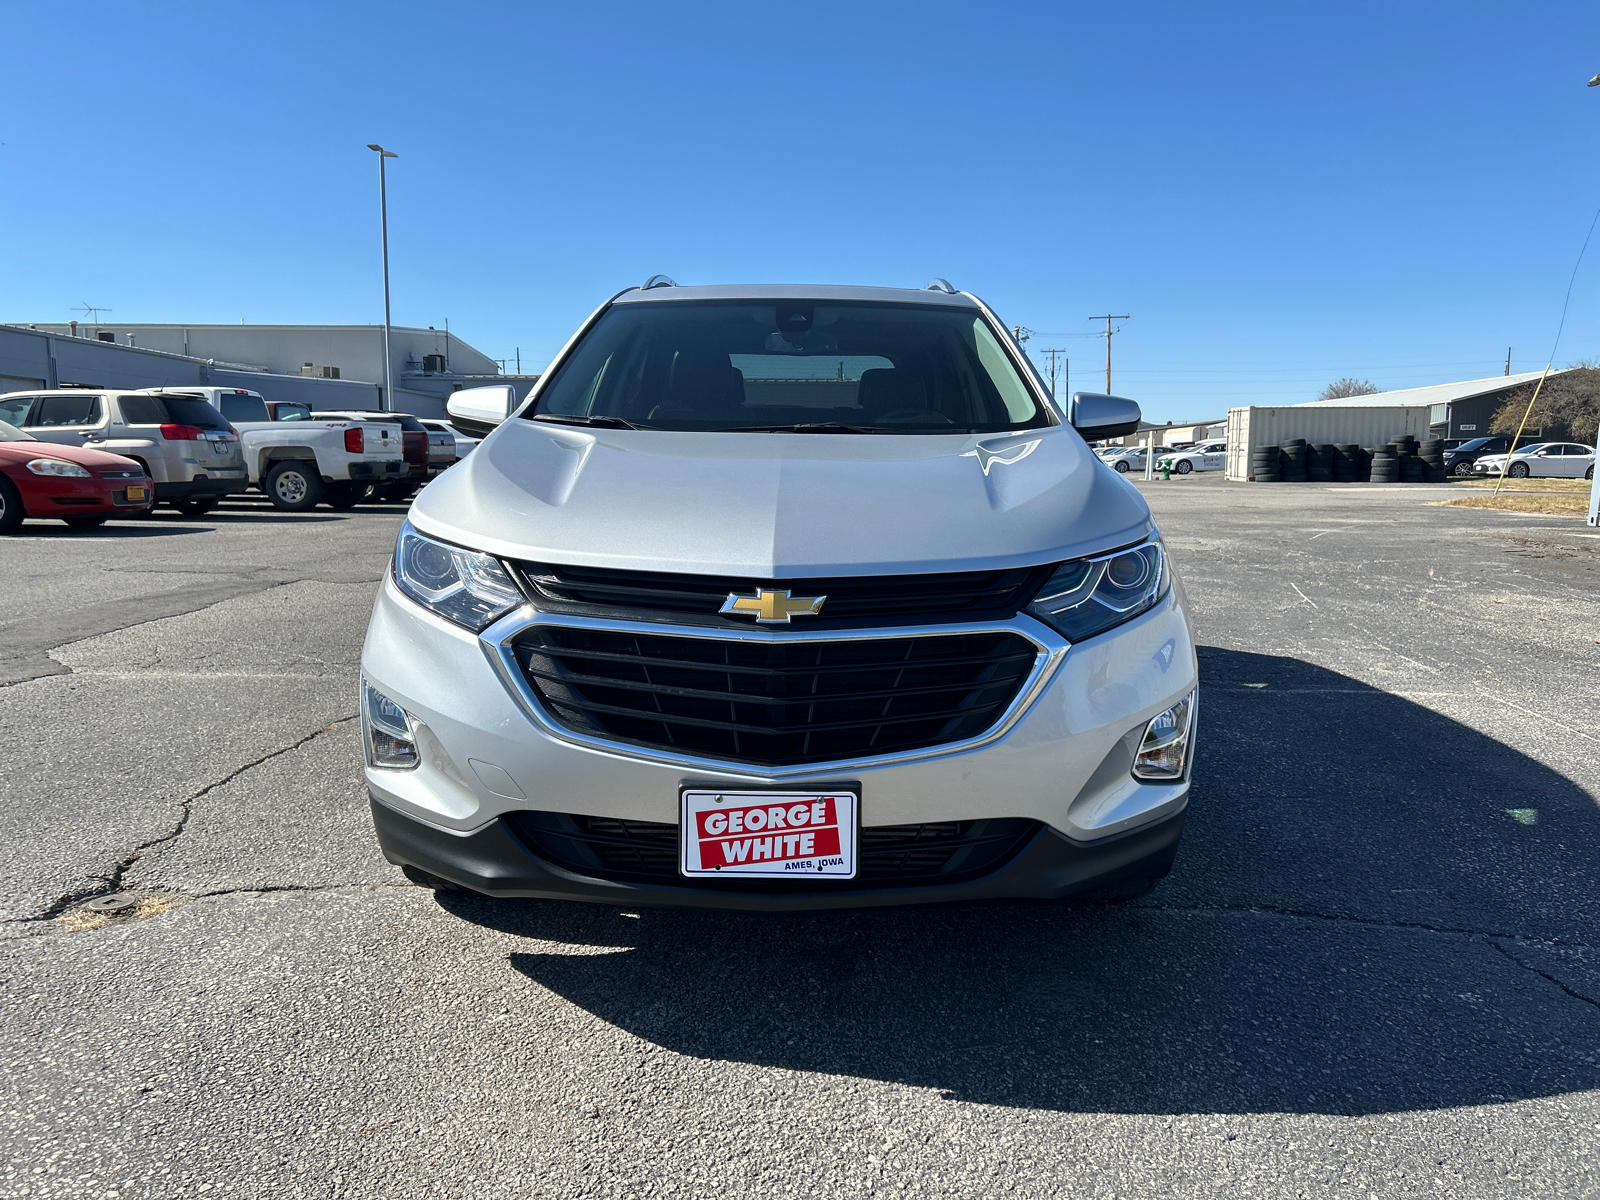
(0, 389), (247, 516)
(361, 282), (1197, 910)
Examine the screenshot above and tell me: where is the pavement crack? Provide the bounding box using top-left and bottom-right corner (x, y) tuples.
(1485, 939), (1600, 1011)
(1140, 901), (1584, 948)
(6, 714), (358, 924)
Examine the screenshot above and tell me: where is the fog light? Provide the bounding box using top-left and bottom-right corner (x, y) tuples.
(364, 682), (419, 770)
(1132, 691), (1195, 781)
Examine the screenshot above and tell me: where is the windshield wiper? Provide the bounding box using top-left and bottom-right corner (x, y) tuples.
(728, 422), (885, 434)
(532, 414), (651, 430)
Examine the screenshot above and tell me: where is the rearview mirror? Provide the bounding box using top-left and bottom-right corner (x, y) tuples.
(1069, 392), (1142, 441)
(447, 385), (517, 438)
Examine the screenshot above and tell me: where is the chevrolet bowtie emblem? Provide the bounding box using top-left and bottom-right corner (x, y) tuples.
(719, 588), (827, 624)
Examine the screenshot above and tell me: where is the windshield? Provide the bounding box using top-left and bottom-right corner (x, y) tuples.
(0, 419), (35, 442)
(529, 300), (1052, 433)
(1455, 438), (1496, 452)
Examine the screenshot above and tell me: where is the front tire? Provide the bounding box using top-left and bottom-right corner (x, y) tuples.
(265, 461), (324, 511)
(1508, 462), (1530, 479)
(0, 476), (25, 533)
(1175, 460), (1193, 475)
(1453, 460), (1475, 476)
(401, 865), (463, 892)
(1114, 460), (1130, 474)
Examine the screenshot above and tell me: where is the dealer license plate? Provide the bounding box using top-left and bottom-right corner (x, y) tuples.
(680, 789), (858, 880)
(126, 486), (145, 501)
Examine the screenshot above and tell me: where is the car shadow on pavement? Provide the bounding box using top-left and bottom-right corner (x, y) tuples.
(440, 647), (1600, 1116)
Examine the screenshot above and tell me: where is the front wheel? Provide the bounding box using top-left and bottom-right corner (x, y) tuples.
(1114, 460), (1130, 474)
(1452, 460), (1475, 476)
(172, 496), (218, 516)
(1508, 462), (1530, 479)
(265, 461), (324, 511)
(1587, 465), (1595, 481)
(1175, 459), (1193, 475)
(0, 476), (26, 533)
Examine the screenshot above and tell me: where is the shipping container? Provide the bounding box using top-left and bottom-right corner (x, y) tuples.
(1224, 405), (1434, 481)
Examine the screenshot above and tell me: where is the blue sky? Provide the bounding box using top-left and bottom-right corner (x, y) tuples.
(5, 1), (1600, 420)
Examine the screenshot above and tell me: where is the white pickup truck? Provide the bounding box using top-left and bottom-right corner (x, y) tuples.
(141, 388), (408, 510)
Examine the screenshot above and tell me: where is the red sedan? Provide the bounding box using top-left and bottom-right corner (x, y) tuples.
(0, 420), (155, 531)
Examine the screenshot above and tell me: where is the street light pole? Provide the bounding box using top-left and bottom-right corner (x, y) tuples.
(367, 143), (398, 413)
(1588, 77), (1600, 525)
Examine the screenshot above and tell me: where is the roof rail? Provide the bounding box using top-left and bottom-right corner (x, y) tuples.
(925, 278), (958, 294)
(641, 274), (678, 290)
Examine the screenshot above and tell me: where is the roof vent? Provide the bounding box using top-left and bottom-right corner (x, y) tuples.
(641, 274), (679, 290)
(925, 278), (958, 294)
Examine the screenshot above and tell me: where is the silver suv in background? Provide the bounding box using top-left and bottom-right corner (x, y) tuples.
(0, 389), (246, 516)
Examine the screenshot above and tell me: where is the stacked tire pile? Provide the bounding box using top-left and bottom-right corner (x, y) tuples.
(1253, 436), (1442, 483)
(1333, 443), (1368, 481)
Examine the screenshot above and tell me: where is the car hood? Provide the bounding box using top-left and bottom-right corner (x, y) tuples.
(409, 421), (1154, 577)
(0, 442), (144, 470)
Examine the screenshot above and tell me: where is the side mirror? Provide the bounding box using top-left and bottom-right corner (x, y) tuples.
(447, 385), (517, 438)
(1069, 392), (1142, 441)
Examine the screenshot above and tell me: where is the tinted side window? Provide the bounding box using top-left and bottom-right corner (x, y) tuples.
(0, 396), (39, 427)
(274, 404), (312, 421)
(220, 395), (270, 422)
(116, 396), (228, 429)
(34, 396), (104, 426)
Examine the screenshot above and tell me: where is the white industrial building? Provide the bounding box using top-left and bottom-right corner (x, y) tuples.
(9, 322), (540, 418)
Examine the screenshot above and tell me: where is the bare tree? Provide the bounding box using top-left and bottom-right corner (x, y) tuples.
(1317, 378), (1382, 400)
(1490, 361), (1600, 445)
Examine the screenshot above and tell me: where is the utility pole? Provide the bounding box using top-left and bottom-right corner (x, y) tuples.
(1505, 347), (1512, 376)
(516, 347), (521, 374)
(1088, 314), (1130, 394)
(1037, 348), (1069, 403)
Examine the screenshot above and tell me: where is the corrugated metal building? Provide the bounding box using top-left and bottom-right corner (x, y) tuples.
(3, 322), (541, 418)
(1296, 371), (1559, 440)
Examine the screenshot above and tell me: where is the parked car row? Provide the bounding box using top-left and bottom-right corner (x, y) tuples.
(1095, 441), (1228, 475)
(0, 385), (478, 529)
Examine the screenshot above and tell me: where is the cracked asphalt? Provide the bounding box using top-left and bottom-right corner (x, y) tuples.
(3, 478), (1599, 1198)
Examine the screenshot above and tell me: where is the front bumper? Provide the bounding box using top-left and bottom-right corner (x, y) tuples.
(19, 475), (155, 516)
(362, 573), (1198, 907)
(371, 794), (1185, 910)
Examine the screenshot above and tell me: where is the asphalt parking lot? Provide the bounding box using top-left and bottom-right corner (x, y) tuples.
(3, 479), (1599, 1199)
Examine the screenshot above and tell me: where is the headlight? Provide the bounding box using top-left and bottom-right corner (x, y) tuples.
(26, 459), (91, 477)
(392, 520), (523, 631)
(1025, 537), (1169, 643)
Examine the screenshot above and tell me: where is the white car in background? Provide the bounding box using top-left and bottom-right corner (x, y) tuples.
(1473, 442), (1596, 480)
(1156, 440), (1227, 475)
(420, 418), (479, 458)
(1099, 445), (1149, 474)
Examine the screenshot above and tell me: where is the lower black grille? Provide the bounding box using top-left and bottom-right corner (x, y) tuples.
(506, 811), (1041, 891)
(511, 627), (1038, 767)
